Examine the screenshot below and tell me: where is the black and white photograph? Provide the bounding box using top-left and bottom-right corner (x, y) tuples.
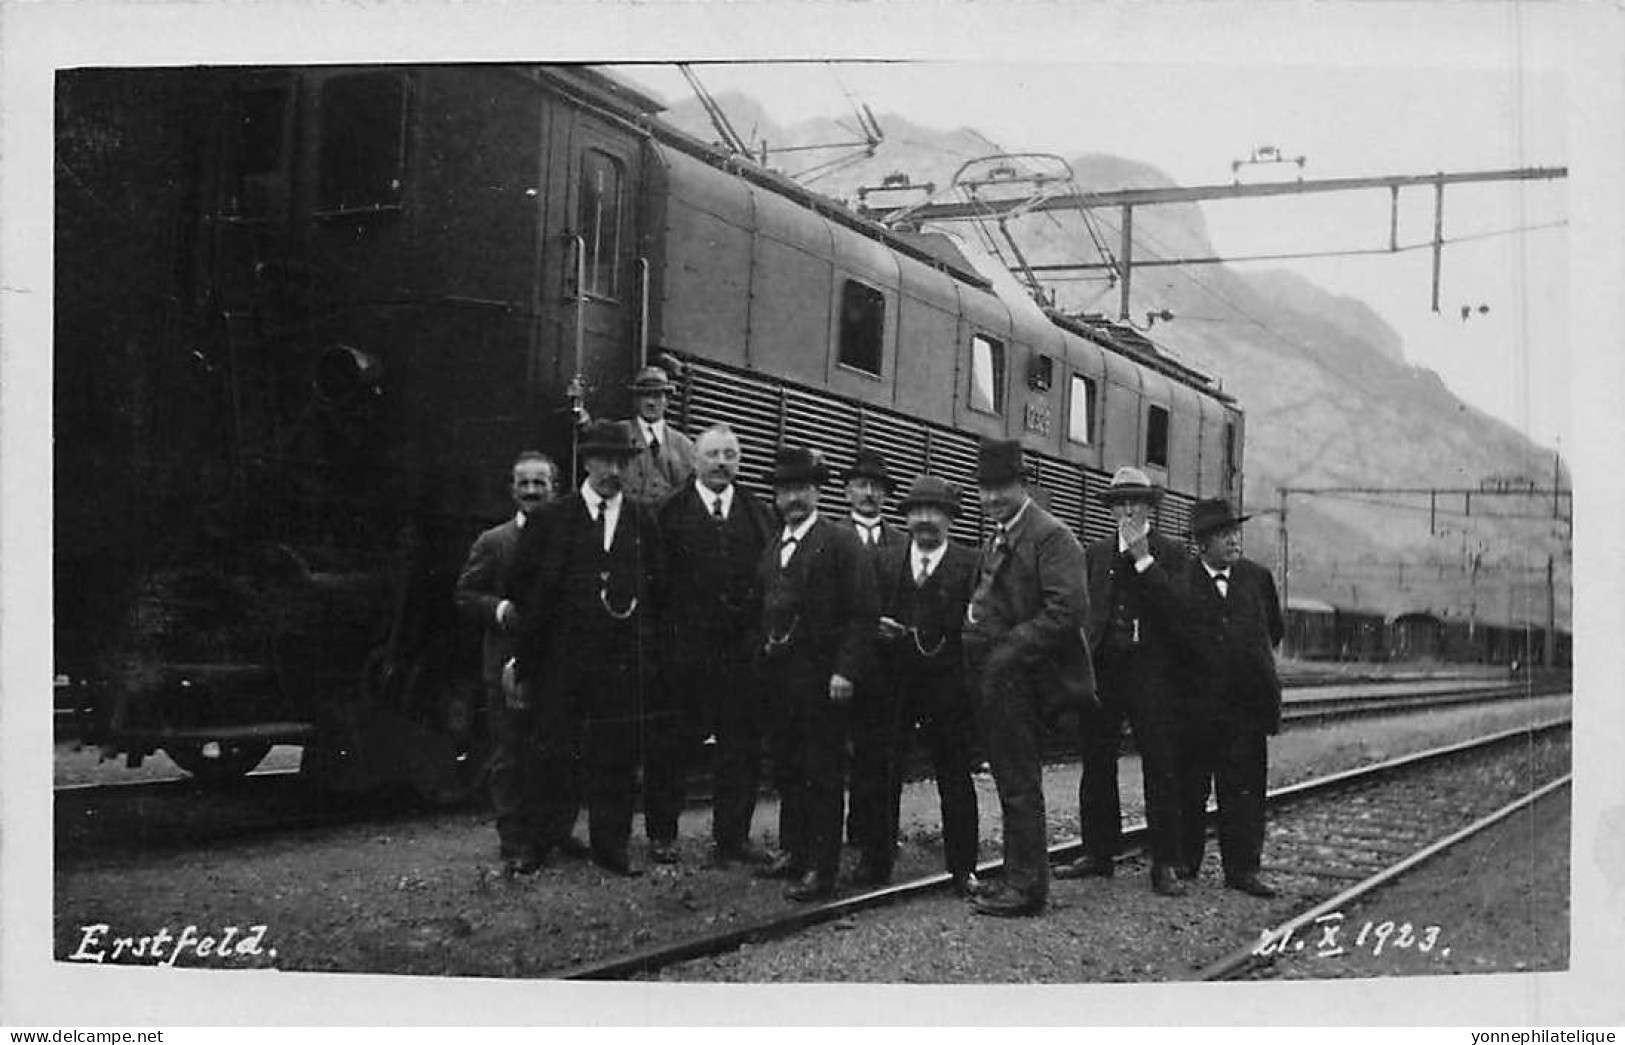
(3, 0), (1622, 1028)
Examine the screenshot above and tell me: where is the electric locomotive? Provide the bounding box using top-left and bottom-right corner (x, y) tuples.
(54, 64), (1244, 795)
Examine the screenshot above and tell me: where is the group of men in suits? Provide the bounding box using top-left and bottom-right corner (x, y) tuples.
(454, 362), (1282, 912)
(1055, 466), (1283, 902)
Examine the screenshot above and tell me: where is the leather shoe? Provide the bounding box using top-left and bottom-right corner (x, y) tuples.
(951, 872), (991, 898)
(972, 889), (1043, 918)
(502, 852), (545, 876)
(591, 848), (642, 877)
(648, 839), (681, 865)
(1225, 872), (1278, 898)
(1151, 865), (1188, 897)
(753, 852), (802, 880)
(556, 836), (591, 860)
(783, 871), (835, 902)
(1054, 854), (1115, 880)
(713, 840), (773, 866)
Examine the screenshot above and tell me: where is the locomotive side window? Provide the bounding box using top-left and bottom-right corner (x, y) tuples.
(316, 72), (408, 215)
(1068, 374), (1096, 444)
(838, 280), (885, 376)
(224, 85), (288, 218)
(1146, 404), (1170, 467)
(969, 334), (1005, 415)
(1224, 420), (1238, 488)
(579, 150), (625, 299)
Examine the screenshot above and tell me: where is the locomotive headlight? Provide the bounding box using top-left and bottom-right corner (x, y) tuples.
(313, 344), (383, 406)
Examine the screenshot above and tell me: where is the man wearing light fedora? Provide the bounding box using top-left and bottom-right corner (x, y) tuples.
(962, 439), (1091, 917)
(1177, 498), (1283, 898)
(1058, 465), (1195, 897)
(839, 447), (907, 864)
(621, 364), (696, 505)
(866, 475), (982, 894)
(509, 420), (666, 876)
(751, 446), (879, 902)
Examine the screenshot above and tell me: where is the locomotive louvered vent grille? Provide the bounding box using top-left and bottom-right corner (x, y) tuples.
(1031, 455), (1086, 541)
(1082, 470), (1117, 548)
(680, 357), (1112, 551)
(1159, 489), (1198, 554)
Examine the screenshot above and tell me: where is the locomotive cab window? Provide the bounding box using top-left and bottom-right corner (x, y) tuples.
(1068, 374), (1097, 444)
(1146, 404), (1170, 468)
(969, 334), (1005, 415)
(837, 280), (885, 376)
(316, 72), (409, 215)
(579, 150), (625, 299)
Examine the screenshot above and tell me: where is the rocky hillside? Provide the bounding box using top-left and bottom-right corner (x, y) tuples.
(665, 93), (1571, 629)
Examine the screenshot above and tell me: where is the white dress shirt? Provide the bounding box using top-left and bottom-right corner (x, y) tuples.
(850, 513), (884, 547)
(581, 481), (623, 552)
(696, 480), (735, 520)
(779, 512), (819, 567)
(910, 540), (949, 585)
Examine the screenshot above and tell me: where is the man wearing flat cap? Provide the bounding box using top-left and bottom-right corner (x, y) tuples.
(1057, 465), (1195, 897)
(1176, 498), (1283, 898)
(751, 446), (879, 901)
(621, 364), (696, 505)
(962, 439), (1091, 917)
(838, 447), (906, 866)
(869, 475), (982, 894)
(509, 420), (666, 876)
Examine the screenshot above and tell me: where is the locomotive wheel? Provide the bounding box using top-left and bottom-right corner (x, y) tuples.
(404, 657), (489, 807)
(164, 739), (273, 782)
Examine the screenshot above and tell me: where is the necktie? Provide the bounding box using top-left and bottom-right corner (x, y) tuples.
(647, 428), (660, 455)
(1214, 571), (1229, 598)
(597, 505), (610, 552)
(711, 496), (725, 522)
(861, 522), (878, 546)
(914, 555), (930, 587)
(779, 535), (799, 568)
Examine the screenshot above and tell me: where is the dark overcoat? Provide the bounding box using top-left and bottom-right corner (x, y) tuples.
(454, 516), (523, 689)
(1183, 556), (1285, 733)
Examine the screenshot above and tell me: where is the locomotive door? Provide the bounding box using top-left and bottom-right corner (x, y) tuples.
(540, 104), (644, 473)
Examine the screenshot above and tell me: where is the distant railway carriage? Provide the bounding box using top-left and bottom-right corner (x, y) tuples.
(55, 64), (1243, 791)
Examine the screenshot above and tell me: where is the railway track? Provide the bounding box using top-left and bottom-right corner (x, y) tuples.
(54, 678), (1569, 861)
(564, 716), (1570, 981)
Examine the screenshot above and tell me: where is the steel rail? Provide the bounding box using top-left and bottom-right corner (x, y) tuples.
(1196, 772), (1572, 981)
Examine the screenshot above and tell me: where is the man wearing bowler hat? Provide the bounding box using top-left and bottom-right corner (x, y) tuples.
(962, 439), (1091, 917)
(870, 475), (983, 894)
(1057, 465), (1194, 897)
(838, 447), (906, 862)
(1176, 498), (1283, 897)
(509, 420), (665, 876)
(621, 364), (697, 505)
(752, 446), (879, 901)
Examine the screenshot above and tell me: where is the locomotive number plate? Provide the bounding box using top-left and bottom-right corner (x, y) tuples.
(1023, 400), (1053, 436)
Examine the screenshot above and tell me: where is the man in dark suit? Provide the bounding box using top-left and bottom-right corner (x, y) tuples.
(510, 421), (665, 876)
(1178, 498), (1284, 897)
(962, 440), (1092, 917)
(454, 451), (571, 875)
(870, 475), (982, 894)
(1057, 466), (1194, 897)
(621, 364), (697, 505)
(752, 447), (879, 901)
(646, 423), (777, 866)
(837, 448), (907, 867)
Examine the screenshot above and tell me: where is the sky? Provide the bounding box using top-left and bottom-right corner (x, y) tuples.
(612, 57), (1572, 476)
